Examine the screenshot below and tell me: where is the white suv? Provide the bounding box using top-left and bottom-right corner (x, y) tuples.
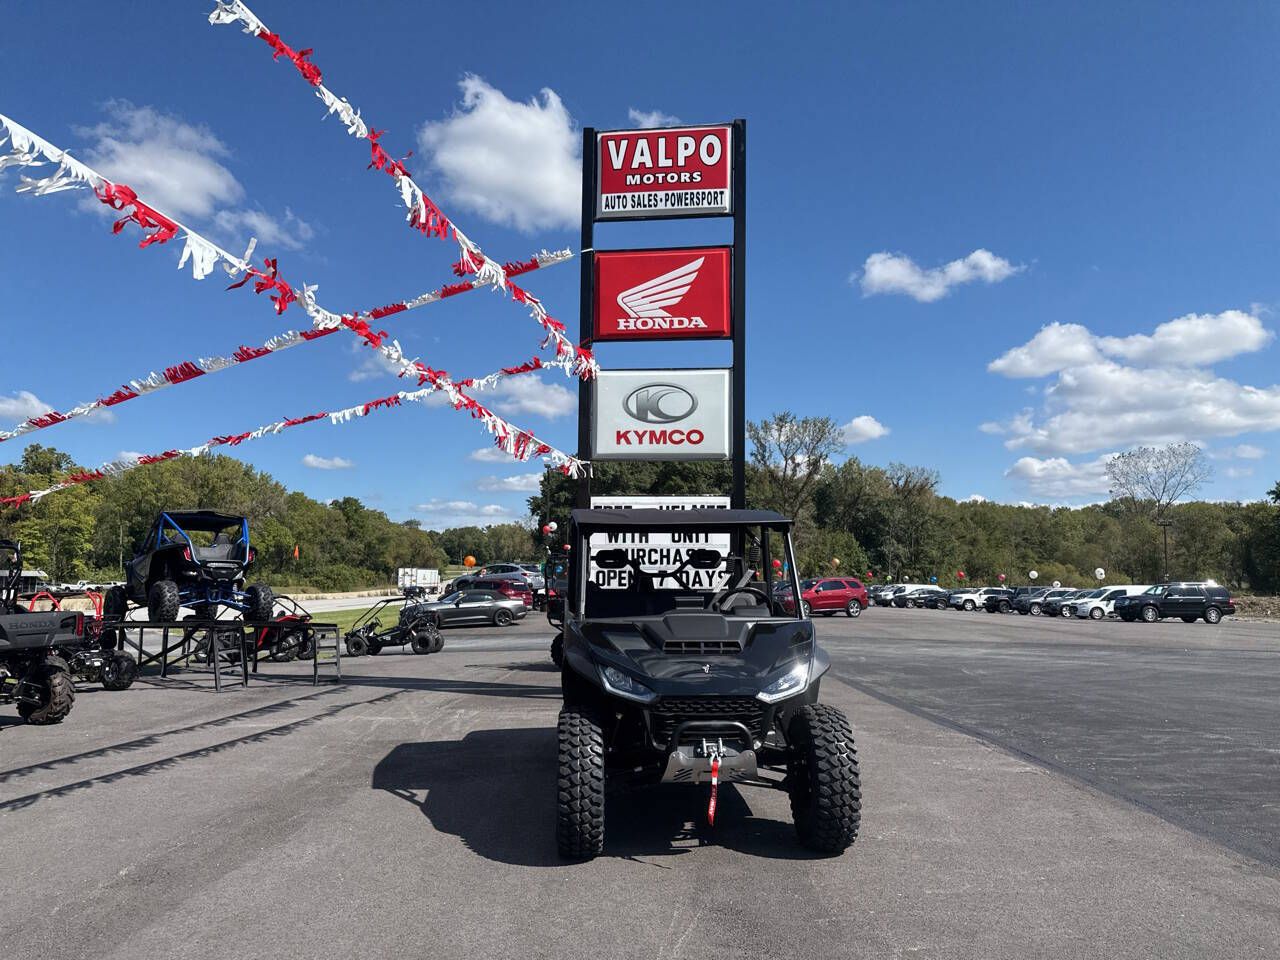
(1075, 585), (1149, 620)
(949, 587), (1004, 611)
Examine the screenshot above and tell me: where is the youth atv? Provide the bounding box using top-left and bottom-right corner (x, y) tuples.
(102, 511), (274, 623)
(0, 540), (81, 723)
(555, 509), (861, 859)
(342, 595), (443, 657)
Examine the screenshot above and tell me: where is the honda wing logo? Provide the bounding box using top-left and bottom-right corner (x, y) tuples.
(614, 257), (708, 332)
(623, 384), (698, 424)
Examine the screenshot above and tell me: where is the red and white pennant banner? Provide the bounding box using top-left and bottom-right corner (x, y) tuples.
(206, 1), (582, 365)
(0, 112), (590, 474)
(0, 381), (579, 511)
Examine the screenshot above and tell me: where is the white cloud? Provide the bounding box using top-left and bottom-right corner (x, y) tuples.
(417, 75), (580, 232)
(0, 390), (53, 425)
(469, 447), (511, 462)
(990, 311), (1273, 378)
(1225, 466), (1254, 479)
(117, 450), (145, 462)
(627, 108), (681, 128)
(1005, 454), (1116, 499)
(302, 454), (354, 470)
(840, 415), (889, 445)
(415, 498), (517, 527)
(77, 100), (311, 248)
(858, 249), (1023, 302)
(965, 494), (988, 503)
(1218, 443), (1266, 460)
(477, 473), (544, 492)
(489, 376), (575, 418)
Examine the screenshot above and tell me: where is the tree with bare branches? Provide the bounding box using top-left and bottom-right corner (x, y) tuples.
(747, 412), (842, 523)
(1106, 442), (1212, 579)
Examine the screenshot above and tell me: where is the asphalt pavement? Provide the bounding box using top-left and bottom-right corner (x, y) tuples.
(1, 608), (1276, 959)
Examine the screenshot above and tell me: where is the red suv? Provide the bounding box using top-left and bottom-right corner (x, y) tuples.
(781, 577), (868, 618)
(469, 576), (534, 608)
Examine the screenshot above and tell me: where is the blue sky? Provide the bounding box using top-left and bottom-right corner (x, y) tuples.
(2, 0), (1278, 525)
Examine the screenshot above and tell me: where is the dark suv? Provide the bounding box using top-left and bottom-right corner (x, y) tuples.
(1114, 583), (1236, 624)
(982, 589), (1016, 613)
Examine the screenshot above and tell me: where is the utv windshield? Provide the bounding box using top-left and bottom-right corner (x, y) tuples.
(572, 509), (802, 621)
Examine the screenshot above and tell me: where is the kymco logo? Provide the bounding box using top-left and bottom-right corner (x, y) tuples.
(623, 384), (698, 424)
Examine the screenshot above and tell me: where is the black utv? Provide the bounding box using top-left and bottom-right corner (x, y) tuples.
(555, 508), (861, 859)
(103, 511), (274, 622)
(0, 540), (80, 723)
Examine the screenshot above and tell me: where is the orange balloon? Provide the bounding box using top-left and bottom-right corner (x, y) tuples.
(463, 555), (476, 567)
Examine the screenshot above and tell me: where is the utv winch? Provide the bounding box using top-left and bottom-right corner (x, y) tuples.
(555, 509), (861, 859)
(0, 539), (84, 723)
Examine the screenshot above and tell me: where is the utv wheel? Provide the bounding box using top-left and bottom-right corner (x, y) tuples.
(1140, 605), (1160, 623)
(1089, 606), (1104, 620)
(550, 632), (564, 667)
(367, 640), (383, 656)
(1204, 606), (1223, 625)
(846, 599), (862, 618)
(296, 629), (317, 660)
(345, 635), (369, 657)
(556, 708), (605, 859)
(103, 585), (129, 620)
(18, 666), (76, 725)
(493, 608), (514, 627)
(100, 651), (138, 690)
(410, 625), (441, 654)
(787, 704), (861, 854)
(147, 579), (181, 622)
(245, 584), (275, 623)
(963, 600), (975, 611)
(1029, 603), (1041, 616)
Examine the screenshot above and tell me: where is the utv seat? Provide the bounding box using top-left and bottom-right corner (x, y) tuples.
(195, 531), (243, 563)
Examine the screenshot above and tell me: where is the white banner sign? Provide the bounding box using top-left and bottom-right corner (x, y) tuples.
(588, 495), (731, 591)
(592, 368), (730, 461)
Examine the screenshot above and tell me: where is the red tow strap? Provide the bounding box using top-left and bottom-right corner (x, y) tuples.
(707, 756), (721, 825)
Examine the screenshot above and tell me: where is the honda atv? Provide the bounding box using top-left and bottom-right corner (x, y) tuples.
(555, 508), (861, 859)
(102, 511), (274, 623)
(0, 540), (81, 723)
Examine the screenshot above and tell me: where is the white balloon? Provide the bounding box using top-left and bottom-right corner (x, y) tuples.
(548, 521), (558, 532)
(1029, 570), (1039, 580)
(1095, 567), (1106, 580)
(1052, 580), (1061, 588)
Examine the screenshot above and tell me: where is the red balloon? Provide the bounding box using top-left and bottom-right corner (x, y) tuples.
(865, 571), (873, 579)
(957, 570), (966, 579)
(541, 524), (551, 535)
(771, 558), (783, 569)
(563, 544), (571, 551)
(998, 573), (1006, 582)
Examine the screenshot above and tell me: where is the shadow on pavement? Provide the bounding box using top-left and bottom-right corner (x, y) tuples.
(373, 730), (824, 867)
(342, 674), (561, 700)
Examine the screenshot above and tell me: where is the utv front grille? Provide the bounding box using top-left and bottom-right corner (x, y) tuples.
(662, 639), (743, 656)
(649, 697), (766, 745)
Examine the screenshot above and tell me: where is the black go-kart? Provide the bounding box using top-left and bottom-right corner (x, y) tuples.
(103, 511), (274, 623)
(343, 595), (443, 657)
(0, 539), (84, 723)
(555, 508), (861, 859)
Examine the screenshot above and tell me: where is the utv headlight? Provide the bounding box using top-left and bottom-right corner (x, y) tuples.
(599, 664), (657, 704)
(757, 659), (811, 704)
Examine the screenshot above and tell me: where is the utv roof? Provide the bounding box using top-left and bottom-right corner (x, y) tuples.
(571, 508), (792, 528)
(156, 510), (246, 528)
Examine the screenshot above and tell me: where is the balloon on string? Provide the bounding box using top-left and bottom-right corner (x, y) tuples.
(563, 544), (571, 551)
(463, 555), (476, 568)
(548, 521), (558, 532)
(930, 576), (938, 583)
(957, 570), (966, 580)
(1095, 567), (1106, 580)
(866, 571), (873, 579)
(998, 573), (1006, 582)
(831, 557), (840, 567)
(541, 524), (550, 535)
(772, 559), (782, 569)
(1029, 570), (1039, 580)
(1052, 579), (1061, 588)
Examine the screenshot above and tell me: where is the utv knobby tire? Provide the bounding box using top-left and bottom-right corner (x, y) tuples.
(556, 708), (605, 859)
(345, 635), (369, 657)
(103, 585), (129, 620)
(410, 625), (441, 655)
(148, 579), (181, 622)
(296, 629), (316, 660)
(550, 632), (564, 668)
(366, 640), (383, 656)
(18, 666), (76, 725)
(787, 703), (861, 855)
(100, 651), (138, 691)
(245, 584), (275, 623)
(493, 608), (514, 627)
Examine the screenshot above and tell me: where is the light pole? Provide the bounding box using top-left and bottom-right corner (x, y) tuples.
(1156, 518), (1173, 582)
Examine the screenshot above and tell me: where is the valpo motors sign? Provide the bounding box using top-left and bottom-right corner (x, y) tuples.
(594, 247), (731, 341)
(592, 369), (731, 461)
(596, 125), (733, 219)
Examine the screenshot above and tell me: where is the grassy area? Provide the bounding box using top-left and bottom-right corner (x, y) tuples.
(322, 600), (408, 634)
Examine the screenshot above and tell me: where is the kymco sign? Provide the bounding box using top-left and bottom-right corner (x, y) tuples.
(594, 247), (731, 341)
(592, 369), (731, 461)
(597, 125), (733, 219)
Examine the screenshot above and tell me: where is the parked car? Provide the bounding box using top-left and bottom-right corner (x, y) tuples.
(450, 572), (534, 608)
(780, 577), (868, 618)
(920, 589), (955, 610)
(1061, 588), (1106, 618)
(894, 586), (948, 609)
(1114, 582), (1236, 624)
(404, 589), (528, 627)
(1041, 589), (1084, 617)
(1075, 585), (1149, 620)
(949, 587), (1005, 611)
(1013, 588), (1050, 615)
(981, 588), (1017, 613)
(482, 562), (545, 592)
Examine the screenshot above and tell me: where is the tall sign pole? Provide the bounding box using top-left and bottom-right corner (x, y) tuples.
(576, 126), (597, 510)
(730, 118), (747, 509)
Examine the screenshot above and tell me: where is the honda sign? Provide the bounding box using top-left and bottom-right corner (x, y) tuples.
(596, 125), (733, 220)
(592, 369), (731, 461)
(594, 247), (731, 341)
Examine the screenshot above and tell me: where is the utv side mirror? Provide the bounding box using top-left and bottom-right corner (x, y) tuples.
(687, 549), (723, 570)
(594, 549), (629, 569)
